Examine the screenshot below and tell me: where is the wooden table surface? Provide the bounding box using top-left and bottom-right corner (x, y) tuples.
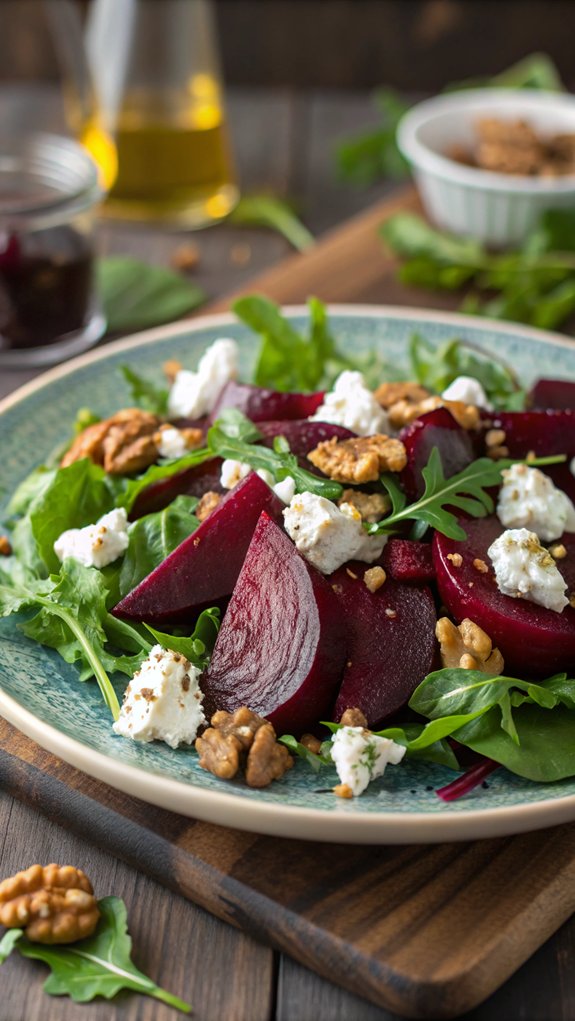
(1, 87), (575, 1021)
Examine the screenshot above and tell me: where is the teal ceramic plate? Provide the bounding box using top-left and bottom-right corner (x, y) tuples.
(2, 306), (575, 845)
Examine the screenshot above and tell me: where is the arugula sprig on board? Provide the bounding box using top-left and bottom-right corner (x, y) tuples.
(367, 450), (566, 541)
(0, 897), (191, 1013)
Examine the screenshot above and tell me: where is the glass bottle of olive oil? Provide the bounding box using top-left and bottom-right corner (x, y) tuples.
(86, 0), (238, 226)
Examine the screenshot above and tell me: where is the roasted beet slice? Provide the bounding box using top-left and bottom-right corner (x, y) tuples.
(400, 408), (475, 499)
(129, 458), (224, 520)
(488, 410), (575, 458)
(433, 515), (575, 675)
(210, 381), (324, 423)
(381, 539), (435, 583)
(530, 379), (575, 410)
(201, 512), (347, 734)
(257, 419), (355, 456)
(113, 472), (284, 625)
(331, 563), (436, 727)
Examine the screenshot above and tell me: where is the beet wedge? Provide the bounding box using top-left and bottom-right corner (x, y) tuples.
(331, 564), (436, 727)
(113, 472), (284, 625)
(530, 379), (575, 410)
(210, 380), (324, 423)
(129, 458), (224, 520)
(381, 539), (435, 583)
(433, 515), (575, 676)
(400, 407), (475, 499)
(257, 419), (355, 456)
(201, 512), (347, 734)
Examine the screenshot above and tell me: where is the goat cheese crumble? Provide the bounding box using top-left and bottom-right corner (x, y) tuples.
(311, 371), (389, 436)
(113, 645), (205, 749)
(156, 426), (189, 460)
(487, 527), (569, 613)
(497, 463), (575, 542)
(219, 461), (296, 504)
(441, 375), (493, 410)
(283, 491), (386, 574)
(331, 726), (406, 796)
(168, 338), (239, 418)
(54, 508), (129, 569)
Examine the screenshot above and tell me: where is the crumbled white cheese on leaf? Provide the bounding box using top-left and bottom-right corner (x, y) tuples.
(442, 375), (493, 410)
(168, 338), (239, 418)
(497, 463), (575, 542)
(113, 645), (205, 749)
(156, 426), (189, 459)
(54, 508), (129, 569)
(311, 371), (389, 436)
(273, 476), (296, 504)
(220, 458), (252, 489)
(283, 492), (386, 574)
(487, 527), (569, 613)
(331, 726), (406, 796)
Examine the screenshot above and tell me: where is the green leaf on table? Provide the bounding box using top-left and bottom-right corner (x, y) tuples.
(9, 897), (191, 1012)
(98, 257), (205, 334)
(117, 495), (199, 598)
(230, 194), (314, 251)
(145, 606), (221, 669)
(381, 213), (485, 271)
(0, 928), (23, 964)
(335, 87), (411, 185)
(120, 365), (169, 415)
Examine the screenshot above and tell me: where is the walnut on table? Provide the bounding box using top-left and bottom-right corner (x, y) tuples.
(338, 489), (390, 523)
(307, 434), (407, 484)
(195, 706), (293, 788)
(61, 408), (162, 475)
(0, 864), (100, 944)
(436, 617), (504, 674)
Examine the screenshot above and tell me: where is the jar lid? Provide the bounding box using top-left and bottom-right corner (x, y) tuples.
(0, 133), (102, 228)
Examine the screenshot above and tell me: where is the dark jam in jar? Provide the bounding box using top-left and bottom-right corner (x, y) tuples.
(0, 225), (94, 350)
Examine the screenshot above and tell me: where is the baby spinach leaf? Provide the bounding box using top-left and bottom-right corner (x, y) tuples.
(117, 495), (199, 598)
(7, 897), (191, 1012)
(120, 366), (169, 416)
(98, 256), (205, 334)
(456, 704), (575, 782)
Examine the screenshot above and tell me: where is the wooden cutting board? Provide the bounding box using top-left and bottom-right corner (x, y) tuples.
(2, 184), (575, 1020)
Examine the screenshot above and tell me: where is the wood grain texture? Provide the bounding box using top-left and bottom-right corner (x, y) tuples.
(2, 720), (575, 1019)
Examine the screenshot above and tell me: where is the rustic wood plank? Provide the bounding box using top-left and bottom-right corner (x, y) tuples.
(0, 791), (274, 1021)
(2, 722), (575, 1019)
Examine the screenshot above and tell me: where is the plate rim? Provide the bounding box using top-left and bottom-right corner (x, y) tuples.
(3, 303), (575, 845)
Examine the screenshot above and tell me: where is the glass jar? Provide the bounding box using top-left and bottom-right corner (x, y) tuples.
(0, 134), (105, 368)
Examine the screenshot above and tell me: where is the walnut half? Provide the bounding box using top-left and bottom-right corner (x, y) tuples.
(436, 617), (504, 674)
(0, 864), (100, 944)
(61, 408), (161, 475)
(307, 434), (406, 484)
(196, 706), (293, 787)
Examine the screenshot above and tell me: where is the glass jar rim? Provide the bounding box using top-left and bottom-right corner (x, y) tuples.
(0, 133), (102, 228)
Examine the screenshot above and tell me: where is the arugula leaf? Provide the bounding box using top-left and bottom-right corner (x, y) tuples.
(98, 256), (204, 334)
(145, 606), (221, 669)
(230, 194), (314, 251)
(233, 294), (388, 393)
(368, 450), (565, 540)
(117, 496), (199, 598)
(120, 365), (169, 416)
(408, 333), (522, 409)
(118, 446), (212, 513)
(1, 897), (191, 1012)
(207, 416), (343, 501)
(279, 734), (333, 772)
(336, 87), (411, 185)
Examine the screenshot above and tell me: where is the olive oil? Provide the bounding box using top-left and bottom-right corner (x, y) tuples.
(102, 91), (238, 225)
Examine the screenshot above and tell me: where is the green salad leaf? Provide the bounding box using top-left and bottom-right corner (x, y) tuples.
(0, 897), (191, 1012)
(117, 495), (199, 599)
(118, 446), (212, 514)
(98, 256), (204, 334)
(145, 606), (221, 669)
(409, 332), (524, 410)
(120, 365), (169, 416)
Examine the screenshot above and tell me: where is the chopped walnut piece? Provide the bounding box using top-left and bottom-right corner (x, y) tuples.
(61, 408), (162, 475)
(0, 535), (12, 556)
(447, 552), (463, 567)
(245, 723), (293, 788)
(364, 566), (386, 592)
(163, 359), (183, 384)
(551, 543), (567, 560)
(0, 864), (99, 944)
(307, 434), (406, 484)
(485, 429), (506, 449)
(333, 783), (354, 799)
(338, 489), (390, 523)
(339, 707), (368, 728)
(374, 380), (431, 409)
(196, 490), (222, 522)
(436, 617), (504, 674)
(300, 733), (322, 754)
(195, 727), (243, 779)
(209, 706), (267, 751)
(473, 558), (489, 574)
(388, 395), (480, 431)
(170, 242), (200, 272)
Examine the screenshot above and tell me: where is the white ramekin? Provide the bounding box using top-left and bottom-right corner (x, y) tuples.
(397, 89), (575, 248)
